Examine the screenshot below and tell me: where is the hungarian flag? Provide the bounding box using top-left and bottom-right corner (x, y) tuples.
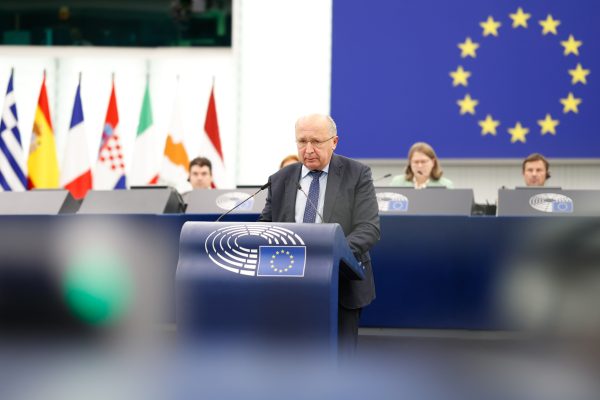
(27, 71), (59, 189)
(61, 76), (92, 199)
(0, 68), (27, 191)
(130, 78), (159, 185)
(159, 86), (189, 190)
(94, 76), (126, 190)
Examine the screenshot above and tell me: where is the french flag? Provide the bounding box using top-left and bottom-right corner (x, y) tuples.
(61, 75), (92, 199)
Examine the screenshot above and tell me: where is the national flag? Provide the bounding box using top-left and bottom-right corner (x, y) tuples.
(257, 246), (307, 277)
(200, 80), (229, 188)
(61, 76), (92, 199)
(27, 71), (59, 189)
(130, 78), (159, 185)
(332, 0), (600, 158)
(0, 69), (27, 191)
(94, 76), (126, 189)
(159, 86), (189, 189)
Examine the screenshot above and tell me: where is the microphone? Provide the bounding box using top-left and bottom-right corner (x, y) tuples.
(215, 181), (271, 222)
(372, 173), (392, 183)
(296, 182), (325, 223)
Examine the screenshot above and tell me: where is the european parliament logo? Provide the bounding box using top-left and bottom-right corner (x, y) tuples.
(377, 192), (409, 212)
(529, 193), (574, 213)
(215, 192), (254, 211)
(204, 224), (307, 277)
(257, 246), (306, 277)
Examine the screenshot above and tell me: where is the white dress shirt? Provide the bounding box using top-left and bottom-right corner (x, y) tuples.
(295, 163), (329, 223)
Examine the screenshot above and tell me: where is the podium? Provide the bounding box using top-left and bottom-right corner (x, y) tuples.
(176, 222), (364, 349)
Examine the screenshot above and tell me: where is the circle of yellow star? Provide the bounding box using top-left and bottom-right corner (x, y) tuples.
(480, 16), (501, 37)
(269, 250), (294, 273)
(537, 114), (559, 135)
(457, 94), (478, 115)
(508, 122), (529, 143)
(478, 115), (500, 136)
(568, 63), (590, 85)
(458, 37), (479, 58)
(539, 15), (560, 35)
(449, 66), (471, 87)
(561, 35), (583, 56)
(560, 92), (582, 113)
(509, 7), (531, 29)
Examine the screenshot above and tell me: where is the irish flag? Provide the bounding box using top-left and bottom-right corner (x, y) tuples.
(130, 78), (159, 185)
(27, 71), (59, 189)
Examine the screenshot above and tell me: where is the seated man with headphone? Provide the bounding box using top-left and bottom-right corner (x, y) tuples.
(522, 153), (551, 187)
(188, 157), (214, 189)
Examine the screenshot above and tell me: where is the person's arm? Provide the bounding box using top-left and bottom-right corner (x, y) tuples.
(346, 166), (381, 256)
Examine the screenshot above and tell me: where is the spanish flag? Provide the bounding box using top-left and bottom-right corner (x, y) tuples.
(27, 72), (59, 189)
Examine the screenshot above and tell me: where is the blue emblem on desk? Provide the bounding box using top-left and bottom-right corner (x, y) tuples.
(257, 246), (306, 277)
(529, 193), (574, 214)
(215, 192), (254, 211)
(376, 192), (409, 212)
(205, 224), (306, 276)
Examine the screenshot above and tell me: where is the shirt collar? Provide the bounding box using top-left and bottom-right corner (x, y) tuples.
(301, 163), (330, 179)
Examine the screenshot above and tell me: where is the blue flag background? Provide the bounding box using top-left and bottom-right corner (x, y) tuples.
(331, 0), (600, 158)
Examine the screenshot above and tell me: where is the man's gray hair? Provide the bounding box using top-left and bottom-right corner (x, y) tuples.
(326, 115), (337, 136)
(295, 113), (338, 136)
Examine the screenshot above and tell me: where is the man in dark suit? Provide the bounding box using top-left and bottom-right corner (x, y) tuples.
(259, 114), (380, 351)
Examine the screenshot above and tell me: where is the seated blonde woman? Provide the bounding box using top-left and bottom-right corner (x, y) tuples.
(390, 142), (453, 189)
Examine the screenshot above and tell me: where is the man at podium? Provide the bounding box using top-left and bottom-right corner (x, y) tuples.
(260, 114), (381, 351)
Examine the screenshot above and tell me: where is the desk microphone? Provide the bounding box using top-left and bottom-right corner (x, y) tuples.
(372, 173), (392, 183)
(296, 182), (326, 223)
(215, 181), (271, 222)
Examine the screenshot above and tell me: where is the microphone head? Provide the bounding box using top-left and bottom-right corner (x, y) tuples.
(261, 181), (271, 190)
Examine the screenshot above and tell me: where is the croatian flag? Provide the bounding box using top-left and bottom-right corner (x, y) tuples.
(94, 76), (126, 190)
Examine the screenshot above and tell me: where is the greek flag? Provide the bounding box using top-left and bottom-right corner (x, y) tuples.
(0, 69), (26, 191)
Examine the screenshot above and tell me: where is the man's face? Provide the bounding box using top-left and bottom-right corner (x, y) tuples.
(295, 117), (338, 171)
(189, 165), (212, 189)
(523, 160), (547, 186)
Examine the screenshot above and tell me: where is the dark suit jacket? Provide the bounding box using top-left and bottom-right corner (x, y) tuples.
(259, 154), (381, 309)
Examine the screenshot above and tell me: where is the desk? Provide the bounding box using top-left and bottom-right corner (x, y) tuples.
(0, 214), (596, 331)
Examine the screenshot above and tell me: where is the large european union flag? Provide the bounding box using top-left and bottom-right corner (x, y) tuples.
(331, 0), (600, 158)
(257, 246), (307, 277)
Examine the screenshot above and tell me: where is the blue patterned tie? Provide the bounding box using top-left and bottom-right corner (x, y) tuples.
(302, 170), (323, 223)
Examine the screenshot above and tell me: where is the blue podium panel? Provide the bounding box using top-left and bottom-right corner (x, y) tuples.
(176, 222), (362, 348)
